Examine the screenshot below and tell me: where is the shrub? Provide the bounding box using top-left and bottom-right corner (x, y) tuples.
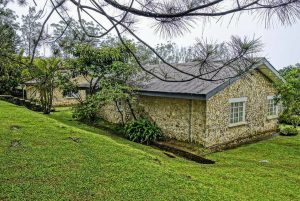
(124, 118), (163, 144)
(279, 113), (289, 124)
(72, 98), (100, 123)
(280, 127), (299, 136)
(289, 115), (300, 127)
(279, 114), (300, 128)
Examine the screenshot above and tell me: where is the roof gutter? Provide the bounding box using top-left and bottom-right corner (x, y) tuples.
(138, 90), (206, 100)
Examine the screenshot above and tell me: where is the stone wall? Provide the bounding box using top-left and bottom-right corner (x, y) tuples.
(190, 99), (207, 145)
(25, 86), (86, 106)
(205, 70), (278, 147)
(99, 68), (279, 148)
(100, 96), (207, 144)
(22, 64), (279, 148)
(141, 96), (191, 141)
(99, 102), (124, 123)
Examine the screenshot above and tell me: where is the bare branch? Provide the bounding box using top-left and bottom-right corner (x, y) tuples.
(18, 0), (300, 83)
(30, 0), (66, 64)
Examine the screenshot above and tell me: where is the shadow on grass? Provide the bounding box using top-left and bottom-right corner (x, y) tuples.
(48, 107), (121, 136)
(47, 107), (160, 153)
(48, 107), (217, 164)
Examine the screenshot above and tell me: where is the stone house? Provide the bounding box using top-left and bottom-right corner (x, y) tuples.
(24, 76), (91, 106)
(101, 58), (284, 148)
(24, 58), (283, 148)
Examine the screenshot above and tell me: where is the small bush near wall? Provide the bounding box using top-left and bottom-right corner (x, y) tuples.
(279, 125), (299, 136)
(124, 118), (163, 144)
(72, 98), (100, 123)
(279, 114), (300, 128)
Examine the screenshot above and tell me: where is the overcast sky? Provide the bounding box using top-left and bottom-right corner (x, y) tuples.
(8, 1), (300, 70)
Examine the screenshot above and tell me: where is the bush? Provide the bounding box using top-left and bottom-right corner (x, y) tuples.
(279, 114), (289, 124)
(279, 114), (300, 127)
(124, 118), (163, 144)
(280, 127), (299, 136)
(72, 98), (99, 123)
(289, 115), (300, 127)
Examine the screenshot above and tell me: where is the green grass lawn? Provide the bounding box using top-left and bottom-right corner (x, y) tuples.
(0, 101), (299, 201)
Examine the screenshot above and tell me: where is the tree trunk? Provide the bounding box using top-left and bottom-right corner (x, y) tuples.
(115, 100), (124, 125)
(126, 98), (137, 120)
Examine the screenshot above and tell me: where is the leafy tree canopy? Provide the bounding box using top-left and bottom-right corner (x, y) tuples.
(277, 64), (300, 117)
(20, 7), (43, 56)
(63, 41), (136, 94)
(50, 19), (116, 57)
(276, 64), (300, 126)
(0, 1), (23, 94)
(26, 57), (62, 114)
(62, 41), (138, 122)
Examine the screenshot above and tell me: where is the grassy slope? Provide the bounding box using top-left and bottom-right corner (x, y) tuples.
(0, 101), (299, 201)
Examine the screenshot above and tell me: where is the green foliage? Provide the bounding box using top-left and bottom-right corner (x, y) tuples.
(0, 4), (22, 94)
(50, 19), (116, 56)
(276, 64), (300, 126)
(124, 118), (163, 144)
(72, 96), (101, 123)
(289, 115), (300, 127)
(71, 42), (133, 70)
(279, 113), (300, 127)
(0, 55), (24, 94)
(60, 42), (138, 123)
(29, 57), (62, 114)
(279, 126), (299, 136)
(20, 7), (43, 56)
(62, 42), (136, 94)
(97, 81), (134, 103)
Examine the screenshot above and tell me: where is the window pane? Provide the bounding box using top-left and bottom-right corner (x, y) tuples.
(230, 101), (245, 124)
(267, 98), (276, 116)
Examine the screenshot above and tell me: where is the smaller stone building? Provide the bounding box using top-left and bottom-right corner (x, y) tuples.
(101, 58), (284, 148)
(24, 77), (90, 106)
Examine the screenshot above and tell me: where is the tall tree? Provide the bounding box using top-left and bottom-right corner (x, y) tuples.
(20, 7), (43, 56)
(50, 19), (109, 57)
(277, 64), (300, 121)
(62, 42), (138, 122)
(28, 57), (62, 114)
(0, 1), (23, 94)
(63, 42), (134, 95)
(136, 41), (196, 64)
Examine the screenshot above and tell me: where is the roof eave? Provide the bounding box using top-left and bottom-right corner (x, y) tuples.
(138, 90), (206, 100)
(257, 58), (286, 83)
(206, 58), (284, 99)
(206, 76), (240, 99)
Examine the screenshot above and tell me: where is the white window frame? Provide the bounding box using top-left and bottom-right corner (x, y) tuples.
(116, 99), (123, 112)
(229, 97), (247, 127)
(267, 95), (278, 119)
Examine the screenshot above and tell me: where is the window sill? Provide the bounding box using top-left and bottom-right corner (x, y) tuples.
(229, 122), (247, 128)
(267, 115), (278, 120)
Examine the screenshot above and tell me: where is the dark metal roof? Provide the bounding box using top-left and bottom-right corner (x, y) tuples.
(77, 79), (98, 89)
(24, 80), (37, 85)
(25, 58), (283, 100)
(25, 78), (97, 89)
(138, 58), (284, 100)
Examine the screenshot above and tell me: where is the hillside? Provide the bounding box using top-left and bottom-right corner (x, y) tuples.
(0, 101), (299, 200)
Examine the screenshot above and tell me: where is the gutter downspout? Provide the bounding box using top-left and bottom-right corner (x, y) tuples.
(188, 99), (193, 142)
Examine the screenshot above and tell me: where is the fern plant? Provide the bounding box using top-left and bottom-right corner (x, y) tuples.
(124, 118), (163, 144)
